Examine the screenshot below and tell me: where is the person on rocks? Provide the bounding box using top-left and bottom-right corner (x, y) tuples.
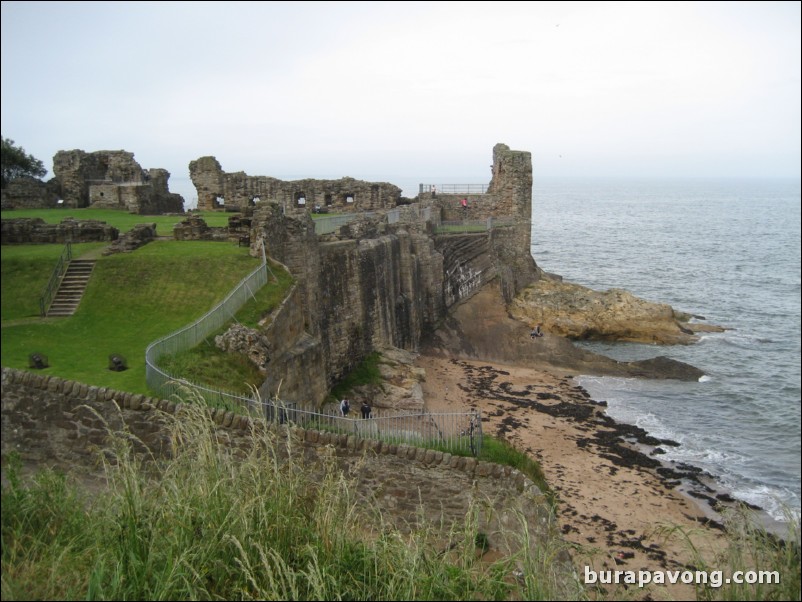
(531, 324), (544, 338)
(361, 401), (372, 419)
(461, 197), (468, 212)
(340, 398), (350, 417)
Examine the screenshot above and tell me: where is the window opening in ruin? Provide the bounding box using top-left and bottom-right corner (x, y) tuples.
(216, 196), (225, 206)
(249, 196), (260, 206)
(296, 192), (306, 206)
(345, 194), (354, 204)
(325, 193), (333, 206)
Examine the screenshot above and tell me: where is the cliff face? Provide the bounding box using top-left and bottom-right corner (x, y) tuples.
(243, 144), (538, 404)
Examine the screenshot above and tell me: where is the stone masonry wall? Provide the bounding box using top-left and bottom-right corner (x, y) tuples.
(189, 156), (401, 214)
(1, 217), (119, 244)
(52, 150), (184, 213)
(1, 367), (555, 560)
(239, 145), (537, 404)
(0, 177), (60, 210)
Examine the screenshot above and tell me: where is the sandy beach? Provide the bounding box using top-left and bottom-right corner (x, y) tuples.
(416, 352), (730, 600)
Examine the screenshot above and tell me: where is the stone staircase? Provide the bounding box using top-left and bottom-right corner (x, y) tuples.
(46, 259), (96, 317)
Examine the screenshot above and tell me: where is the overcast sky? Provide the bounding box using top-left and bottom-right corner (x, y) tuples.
(2, 1), (800, 204)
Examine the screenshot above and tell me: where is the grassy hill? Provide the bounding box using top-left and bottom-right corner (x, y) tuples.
(1, 239), (292, 396)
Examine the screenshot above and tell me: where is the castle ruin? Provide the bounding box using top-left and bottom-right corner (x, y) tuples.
(1, 149), (185, 214)
(189, 156), (402, 213)
(231, 143), (540, 404)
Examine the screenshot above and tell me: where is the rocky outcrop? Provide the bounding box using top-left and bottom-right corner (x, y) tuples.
(215, 324), (271, 373)
(509, 277), (724, 344)
(1, 217), (118, 244)
(424, 281), (706, 381)
(341, 348), (426, 413)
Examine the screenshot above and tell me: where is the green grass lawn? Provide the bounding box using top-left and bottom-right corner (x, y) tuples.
(1, 241), (270, 395)
(1, 207), (233, 236)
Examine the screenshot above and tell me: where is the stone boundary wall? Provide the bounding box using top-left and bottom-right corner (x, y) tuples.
(1, 217), (119, 244)
(1, 367), (538, 488)
(1, 367), (559, 562)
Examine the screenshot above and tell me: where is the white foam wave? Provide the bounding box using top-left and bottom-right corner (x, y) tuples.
(729, 484), (801, 523)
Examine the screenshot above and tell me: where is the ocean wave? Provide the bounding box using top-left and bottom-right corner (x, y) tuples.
(728, 484), (801, 523)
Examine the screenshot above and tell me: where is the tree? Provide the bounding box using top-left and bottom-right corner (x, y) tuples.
(1, 137), (47, 188)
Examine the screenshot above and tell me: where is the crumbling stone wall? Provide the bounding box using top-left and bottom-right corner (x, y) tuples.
(172, 216), (231, 241)
(52, 150), (184, 213)
(0, 176), (60, 210)
(1, 217), (119, 244)
(189, 156), (401, 214)
(101, 223), (157, 255)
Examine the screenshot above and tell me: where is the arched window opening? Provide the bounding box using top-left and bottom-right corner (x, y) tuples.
(296, 192), (306, 207)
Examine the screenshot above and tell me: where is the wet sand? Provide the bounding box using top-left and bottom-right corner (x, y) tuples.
(417, 354), (731, 600)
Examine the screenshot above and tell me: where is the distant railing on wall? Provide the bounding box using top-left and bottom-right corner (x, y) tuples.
(434, 216), (523, 234)
(419, 184), (489, 195)
(39, 242), (72, 316)
(313, 213), (363, 235)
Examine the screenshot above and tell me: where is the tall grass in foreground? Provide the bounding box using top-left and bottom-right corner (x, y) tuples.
(654, 508), (801, 602)
(1, 403), (577, 601)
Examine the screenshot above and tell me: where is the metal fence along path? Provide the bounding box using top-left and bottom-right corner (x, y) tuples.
(144, 242), (483, 455)
(145, 243), (270, 410)
(263, 403), (483, 456)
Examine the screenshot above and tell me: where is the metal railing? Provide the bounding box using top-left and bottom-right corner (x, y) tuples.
(434, 216), (522, 234)
(39, 242), (72, 316)
(145, 243), (272, 410)
(420, 183), (489, 195)
(313, 213), (364, 235)
(263, 403), (483, 456)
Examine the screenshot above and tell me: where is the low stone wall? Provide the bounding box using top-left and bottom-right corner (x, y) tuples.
(1, 217), (119, 244)
(1, 367), (554, 558)
(172, 216), (232, 241)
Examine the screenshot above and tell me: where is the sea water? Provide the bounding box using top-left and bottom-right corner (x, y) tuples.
(530, 177), (801, 523)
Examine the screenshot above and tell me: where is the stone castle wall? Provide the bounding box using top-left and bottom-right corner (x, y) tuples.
(1, 367), (554, 560)
(189, 155), (401, 214)
(245, 144), (538, 403)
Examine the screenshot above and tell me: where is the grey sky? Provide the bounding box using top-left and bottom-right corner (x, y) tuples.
(2, 1), (800, 205)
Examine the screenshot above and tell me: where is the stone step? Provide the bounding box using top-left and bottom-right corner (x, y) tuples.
(45, 259), (96, 317)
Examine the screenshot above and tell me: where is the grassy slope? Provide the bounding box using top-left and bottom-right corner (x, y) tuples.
(1, 241), (262, 395)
